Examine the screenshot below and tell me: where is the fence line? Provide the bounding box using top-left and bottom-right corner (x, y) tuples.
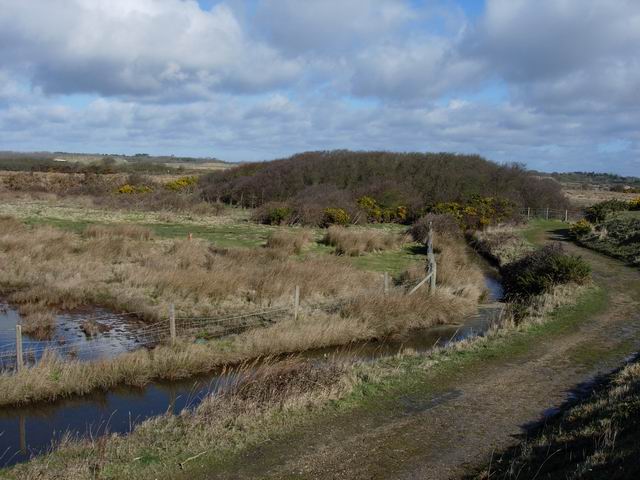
(0, 270), (431, 372)
(1, 223), (440, 374)
(520, 207), (585, 222)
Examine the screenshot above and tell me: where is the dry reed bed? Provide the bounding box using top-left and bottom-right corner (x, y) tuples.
(0, 216), (379, 320)
(0, 216), (486, 406)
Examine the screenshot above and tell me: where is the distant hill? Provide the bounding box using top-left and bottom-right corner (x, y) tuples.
(540, 171), (640, 190)
(0, 151), (233, 174)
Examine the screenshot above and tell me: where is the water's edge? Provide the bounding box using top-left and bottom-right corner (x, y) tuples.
(0, 269), (504, 467)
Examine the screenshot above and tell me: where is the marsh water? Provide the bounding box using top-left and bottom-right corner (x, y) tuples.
(0, 271), (504, 467)
(0, 304), (150, 371)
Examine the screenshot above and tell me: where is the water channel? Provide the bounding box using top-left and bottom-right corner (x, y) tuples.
(0, 271), (504, 467)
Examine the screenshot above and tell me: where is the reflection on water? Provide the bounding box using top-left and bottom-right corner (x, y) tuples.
(0, 302), (149, 370)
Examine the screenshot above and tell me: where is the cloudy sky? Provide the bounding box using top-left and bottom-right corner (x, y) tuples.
(0, 0), (638, 174)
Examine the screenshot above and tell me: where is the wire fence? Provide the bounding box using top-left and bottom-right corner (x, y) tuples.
(520, 207), (585, 222)
(0, 267), (433, 374)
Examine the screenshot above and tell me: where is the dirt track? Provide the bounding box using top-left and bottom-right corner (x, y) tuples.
(198, 225), (640, 479)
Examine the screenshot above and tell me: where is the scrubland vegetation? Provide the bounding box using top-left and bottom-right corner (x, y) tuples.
(202, 151), (567, 226)
(0, 170), (221, 215)
(570, 198), (640, 267)
(471, 224), (592, 322)
(0, 151), (229, 174)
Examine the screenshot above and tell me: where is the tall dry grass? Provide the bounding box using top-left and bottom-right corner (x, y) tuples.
(17, 303), (56, 340)
(264, 229), (313, 254)
(83, 224), (155, 241)
(0, 217), (379, 320)
(322, 226), (406, 256)
(470, 226), (533, 266)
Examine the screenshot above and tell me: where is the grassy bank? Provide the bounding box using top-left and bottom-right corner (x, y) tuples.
(0, 281), (607, 479)
(471, 352), (640, 479)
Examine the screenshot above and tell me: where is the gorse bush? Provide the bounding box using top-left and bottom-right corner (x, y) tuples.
(322, 207), (351, 226)
(577, 217), (640, 268)
(357, 196), (407, 223)
(165, 176), (198, 192)
(502, 244), (591, 300)
(117, 184), (153, 194)
(570, 219), (592, 237)
(585, 199), (629, 223)
(429, 195), (515, 230)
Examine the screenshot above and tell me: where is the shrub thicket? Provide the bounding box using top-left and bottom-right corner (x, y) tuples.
(502, 244), (591, 300)
(201, 150), (567, 225)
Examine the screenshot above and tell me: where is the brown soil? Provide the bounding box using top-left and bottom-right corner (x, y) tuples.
(190, 225), (640, 479)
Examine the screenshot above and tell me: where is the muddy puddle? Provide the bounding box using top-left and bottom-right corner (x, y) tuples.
(0, 272), (504, 468)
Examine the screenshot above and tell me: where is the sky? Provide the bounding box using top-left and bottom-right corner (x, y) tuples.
(0, 0), (638, 175)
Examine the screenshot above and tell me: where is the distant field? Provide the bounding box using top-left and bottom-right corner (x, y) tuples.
(563, 187), (638, 207)
(164, 161), (232, 171)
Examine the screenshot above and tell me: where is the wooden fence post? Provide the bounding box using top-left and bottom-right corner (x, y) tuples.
(527, 207), (530, 220)
(15, 325), (23, 372)
(383, 272), (390, 295)
(169, 304), (176, 345)
(545, 207), (549, 220)
(427, 221), (434, 255)
(429, 257), (437, 294)
(293, 285), (300, 322)
(19, 414), (26, 454)
(564, 210), (569, 222)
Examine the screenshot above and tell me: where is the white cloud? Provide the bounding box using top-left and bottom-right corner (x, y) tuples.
(0, 0), (301, 98)
(254, 0), (415, 54)
(0, 0), (639, 174)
